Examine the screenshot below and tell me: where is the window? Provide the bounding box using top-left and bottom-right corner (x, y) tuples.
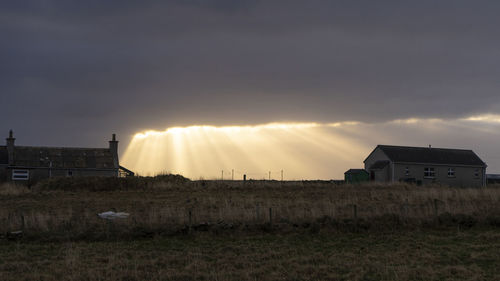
(424, 167), (435, 178)
(405, 167), (410, 176)
(474, 169), (480, 178)
(448, 168), (455, 177)
(12, 169), (29, 181)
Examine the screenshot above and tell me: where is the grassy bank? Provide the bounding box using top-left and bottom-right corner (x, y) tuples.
(0, 179), (500, 240)
(1, 228), (499, 281)
(1, 178), (500, 280)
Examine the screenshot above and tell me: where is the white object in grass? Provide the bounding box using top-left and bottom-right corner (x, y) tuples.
(98, 211), (129, 220)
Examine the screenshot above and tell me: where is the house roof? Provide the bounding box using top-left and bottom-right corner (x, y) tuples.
(373, 145), (486, 167)
(0, 146), (7, 165)
(11, 146), (116, 169)
(369, 160), (390, 170)
(344, 169), (368, 175)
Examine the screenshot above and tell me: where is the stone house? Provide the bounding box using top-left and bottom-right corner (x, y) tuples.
(0, 130), (133, 183)
(364, 145), (487, 187)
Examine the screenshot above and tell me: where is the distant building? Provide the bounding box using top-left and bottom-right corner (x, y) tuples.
(344, 169), (369, 184)
(364, 145), (487, 187)
(486, 174), (500, 184)
(0, 130), (133, 183)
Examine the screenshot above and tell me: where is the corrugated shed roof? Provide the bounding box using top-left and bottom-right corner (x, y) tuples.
(486, 174), (500, 179)
(12, 146), (115, 169)
(0, 146), (7, 165)
(377, 145), (486, 166)
(344, 169), (368, 174)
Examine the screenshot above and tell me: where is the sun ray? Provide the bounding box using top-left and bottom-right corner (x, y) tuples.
(121, 117), (500, 179)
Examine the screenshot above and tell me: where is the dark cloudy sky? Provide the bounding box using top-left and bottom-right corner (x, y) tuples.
(1, 1), (500, 149)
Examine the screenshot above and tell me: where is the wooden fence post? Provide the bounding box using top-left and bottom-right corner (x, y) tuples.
(256, 204), (260, 221)
(188, 209), (192, 233)
(269, 207), (273, 226)
(433, 199), (439, 217)
(403, 199), (409, 219)
(353, 204), (357, 220)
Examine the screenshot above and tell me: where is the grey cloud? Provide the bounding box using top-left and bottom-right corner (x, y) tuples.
(1, 0), (500, 148)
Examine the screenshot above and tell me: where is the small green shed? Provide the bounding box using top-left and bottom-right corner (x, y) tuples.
(344, 169), (369, 184)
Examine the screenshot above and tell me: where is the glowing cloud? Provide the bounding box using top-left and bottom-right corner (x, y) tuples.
(122, 122), (367, 179)
(462, 114), (500, 123)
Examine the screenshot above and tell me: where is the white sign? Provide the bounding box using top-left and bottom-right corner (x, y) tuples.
(12, 170), (29, 181)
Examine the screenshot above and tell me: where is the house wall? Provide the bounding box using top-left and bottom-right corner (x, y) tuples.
(371, 165), (391, 182)
(0, 165), (7, 182)
(6, 168), (119, 183)
(394, 163), (485, 187)
(364, 147), (392, 182)
(364, 147), (390, 171)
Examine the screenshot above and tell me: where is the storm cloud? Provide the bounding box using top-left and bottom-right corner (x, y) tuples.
(1, 1), (500, 152)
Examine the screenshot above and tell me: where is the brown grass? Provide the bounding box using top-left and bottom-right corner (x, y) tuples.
(0, 179), (499, 239)
(1, 178), (500, 280)
(0, 229), (499, 281)
(0, 182), (30, 196)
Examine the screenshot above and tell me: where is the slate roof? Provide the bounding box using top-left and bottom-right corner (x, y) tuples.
(344, 169), (368, 174)
(369, 160), (390, 170)
(375, 145), (486, 167)
(0, 146), (7, 165)
(11, 146), (116, 169)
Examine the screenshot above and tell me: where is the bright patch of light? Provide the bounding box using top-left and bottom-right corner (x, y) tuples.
(136, 122), (323, 138)
(390, 117), (446, 125)
(121, 117), (500, 179)
(122, 122), (366, 180)
(463, 114), (500, 123)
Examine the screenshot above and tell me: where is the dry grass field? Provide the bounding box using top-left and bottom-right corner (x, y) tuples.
(1, 177), (500, 238)
(1, 229), (499, 281)
(0, 177), (500, 280)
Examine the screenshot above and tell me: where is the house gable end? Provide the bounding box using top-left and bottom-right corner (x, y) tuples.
(363, 145), (392, 164)
(364, 146), (392, 172)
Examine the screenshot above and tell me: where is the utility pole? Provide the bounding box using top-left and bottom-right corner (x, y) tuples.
(232, 169), (234, 181)
(281, 170), (283, 181)
(221, 170), (224, 180)
(269, 171), (271, 180)
(42, 157), (52, 178)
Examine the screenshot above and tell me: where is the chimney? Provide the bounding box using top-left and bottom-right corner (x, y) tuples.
(6, 130), (15, 165)
(109, 133), (119, 168)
